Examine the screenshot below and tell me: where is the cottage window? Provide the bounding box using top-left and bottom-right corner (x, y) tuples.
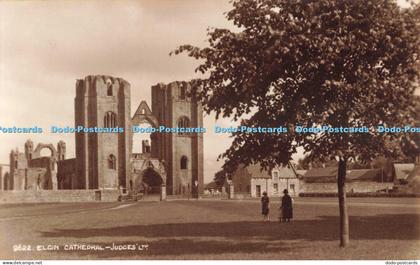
(273, 171), (279, 181)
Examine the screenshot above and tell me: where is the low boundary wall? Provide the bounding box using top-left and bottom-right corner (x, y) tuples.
(0, 189), (121, 204)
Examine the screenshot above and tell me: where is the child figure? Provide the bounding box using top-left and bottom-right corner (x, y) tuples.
(261, 192), (270, 221)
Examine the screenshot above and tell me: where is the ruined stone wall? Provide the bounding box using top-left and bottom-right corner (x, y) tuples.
(0, 189), (120, 204)
(29, 157), (52, 168)
(29, 157), (57, 190)
(25, 168), (47, 190)
(10, 152), (28, 191)
(2, 173), (9, 191)
(57, 158), (77, 189)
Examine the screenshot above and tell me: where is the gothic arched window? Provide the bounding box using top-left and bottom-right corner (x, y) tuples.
(178, 116), (190, 128)
(180, 156), (188, 170)
(104, 111), (117, 128)
(180, 85), (186, 99)
(177, 116), (190, 136)
(108, 154), (116, 170)
(107, 81), (113, 96)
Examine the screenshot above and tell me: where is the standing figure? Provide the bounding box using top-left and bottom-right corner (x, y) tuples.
(280, 189), (293, 222)
(261, 192), (270, 221)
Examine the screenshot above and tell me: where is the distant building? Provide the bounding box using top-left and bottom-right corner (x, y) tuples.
(300, 167), (395, 194)
(394, 155), (420, 193)
(203, 181), (228, 195)
(394, 163), (415, 185)
(406, 165), (420, 193)
(204, 181), (218, 193)
(231, 163), (300, 198)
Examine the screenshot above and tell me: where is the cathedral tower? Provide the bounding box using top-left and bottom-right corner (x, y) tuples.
(151, 81), (204, 195)
(74, 75), (131, 189)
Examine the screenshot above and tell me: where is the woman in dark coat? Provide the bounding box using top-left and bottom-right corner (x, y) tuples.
(261, 192), (270, 221)
(280, 189), (293, 222)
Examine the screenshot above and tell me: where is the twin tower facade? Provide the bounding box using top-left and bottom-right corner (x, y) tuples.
(74, 75), (203, 195)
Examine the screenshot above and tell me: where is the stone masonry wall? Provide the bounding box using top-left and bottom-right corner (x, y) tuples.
(0, 189), (121, 204)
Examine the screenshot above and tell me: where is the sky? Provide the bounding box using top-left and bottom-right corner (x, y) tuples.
(0, 0), (417, 183)
(0, 0), (241, 183)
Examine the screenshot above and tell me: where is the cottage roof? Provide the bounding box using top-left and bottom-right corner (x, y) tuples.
(303, 167), (385, 182)
(407, 165), (420, 192)
(347, 169), (382, 181)
(296, 170), (307, 176)
(247, 164), (272, 179)
(239, 163), (298, 179)
(275, 166), (298, 179)
(304, 167), (337, 178)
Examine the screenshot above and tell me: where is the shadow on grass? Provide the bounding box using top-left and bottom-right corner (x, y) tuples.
(41, 214), (419, 241)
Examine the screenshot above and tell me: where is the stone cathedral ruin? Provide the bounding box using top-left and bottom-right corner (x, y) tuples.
(2, 75), (204, 199)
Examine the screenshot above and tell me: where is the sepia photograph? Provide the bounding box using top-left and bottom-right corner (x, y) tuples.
(0, 0), (419, 263)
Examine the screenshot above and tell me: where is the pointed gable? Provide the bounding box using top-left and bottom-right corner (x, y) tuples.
(134, 101), (153, 116)
(132, 100), (158, 127)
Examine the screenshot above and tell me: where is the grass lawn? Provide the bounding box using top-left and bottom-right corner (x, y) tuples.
(0, 198), (419, 260)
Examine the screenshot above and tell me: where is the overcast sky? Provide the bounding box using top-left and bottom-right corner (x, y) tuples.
(0, 0), (416, 182)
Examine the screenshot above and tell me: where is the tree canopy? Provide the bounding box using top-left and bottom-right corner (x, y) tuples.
(214, 169), (228, 187)
(174, 0), (419, 173)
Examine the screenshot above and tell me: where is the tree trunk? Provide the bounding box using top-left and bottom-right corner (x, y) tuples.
(337, 158), (349, 247)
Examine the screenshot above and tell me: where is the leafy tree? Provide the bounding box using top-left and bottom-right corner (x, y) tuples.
(401, 96), (420, 161)
(174, 0), (419, 247)
(214, 169), (228, 187)
(371, 156), (396, 181)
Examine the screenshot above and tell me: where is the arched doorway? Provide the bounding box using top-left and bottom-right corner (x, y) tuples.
(142, 167), (163, 194)
(131, 158), (167, 200)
